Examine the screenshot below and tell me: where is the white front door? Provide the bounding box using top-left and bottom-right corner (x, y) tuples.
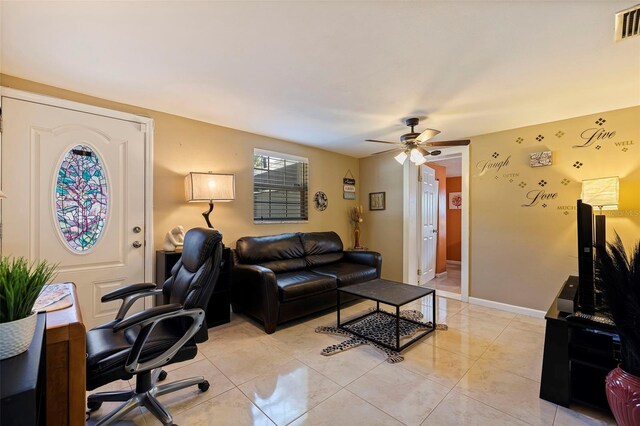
(2, 96), (148, 329)
(419, 164), (438, 284)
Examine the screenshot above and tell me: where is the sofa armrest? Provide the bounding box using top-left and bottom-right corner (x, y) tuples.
(231, 264), (280, 332)
(343, 250), (382, 278)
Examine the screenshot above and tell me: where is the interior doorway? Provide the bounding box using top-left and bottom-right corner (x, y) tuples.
(425, 155), (462, 298)
(403, 146), (469, 302)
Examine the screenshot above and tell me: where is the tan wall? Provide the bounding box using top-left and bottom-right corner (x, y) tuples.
(446, 176), (462, 261)
(359, 152), (404, 281)
(0, 74), (360, 250)
(428, 163), (447, 274)
(470, 105), (640, 310)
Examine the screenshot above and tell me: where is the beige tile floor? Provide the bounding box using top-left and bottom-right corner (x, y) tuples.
(88, 297), (617, 426)
(432, 262), (461, 294)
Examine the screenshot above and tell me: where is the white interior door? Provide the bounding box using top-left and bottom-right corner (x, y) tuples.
(2, 96), (147, 329)
(419, 164), (438, 284)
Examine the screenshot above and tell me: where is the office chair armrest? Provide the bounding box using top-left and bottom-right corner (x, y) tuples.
(102, 283), (157, 302)
(120, 307), (206, 375)
(112, 303), (183, 332)
(102, 283), (163, 322)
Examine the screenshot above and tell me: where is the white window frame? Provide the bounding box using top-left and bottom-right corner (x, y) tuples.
(253, 148), (309, 224)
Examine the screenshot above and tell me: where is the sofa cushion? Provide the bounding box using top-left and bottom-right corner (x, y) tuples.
(311, 262), (378, 287)
(258, 259), (307, 274)
(236, 233), (304, 266)
(301, 231), (344, 267)
(276, 271), (337, 302)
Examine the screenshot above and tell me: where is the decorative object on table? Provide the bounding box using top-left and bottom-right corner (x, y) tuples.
(185, 172), (235, 228)
(162, 225), (185, 251)
(313, 191), (328, 211)
(315, 308), (447, 363)
(369, 192), (385, 210)
(0, 256), (57, 360)
(529, 150), (553, 167)
(349, 205), (365, 249)
(596, 235), (640, 426)
(365, 117), (470, 165)
(32, 283), (72, 312)
(449, 191), (462, 209)
(343, 170), (356, 199)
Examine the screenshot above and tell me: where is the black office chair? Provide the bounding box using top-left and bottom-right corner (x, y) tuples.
(85, 227), (223, 426)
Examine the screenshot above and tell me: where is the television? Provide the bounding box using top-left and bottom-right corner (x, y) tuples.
(576, 200), (596, 313)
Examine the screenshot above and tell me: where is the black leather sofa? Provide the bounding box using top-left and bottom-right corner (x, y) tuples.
(231, 231), (381, 333)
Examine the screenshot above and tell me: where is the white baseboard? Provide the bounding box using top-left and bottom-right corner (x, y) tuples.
(435, 271), (448, 278)
(446, 260), (461, 265)
(469, 297), (546, 318)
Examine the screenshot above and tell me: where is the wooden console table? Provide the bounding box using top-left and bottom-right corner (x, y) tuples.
(45, 283), (86, 426)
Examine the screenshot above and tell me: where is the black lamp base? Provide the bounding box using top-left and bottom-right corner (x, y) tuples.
(202, 201), (214, 229)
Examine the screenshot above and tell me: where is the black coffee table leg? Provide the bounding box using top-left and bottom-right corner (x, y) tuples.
(396, 305), (400, 351)
(337, 290), (341, 327)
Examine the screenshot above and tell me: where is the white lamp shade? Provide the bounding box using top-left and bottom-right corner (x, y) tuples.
(394, 151), (408, 165)
(185, 172), (235, 202)
(409, 148), (426, 165)
(581, 176), (619, 210)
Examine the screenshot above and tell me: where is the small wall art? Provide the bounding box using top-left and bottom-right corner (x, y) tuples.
(343, 170), (356, 199)
(369, 192), (385, 211)
(449, 192), (462, 209)
(530, 151), (553, 167)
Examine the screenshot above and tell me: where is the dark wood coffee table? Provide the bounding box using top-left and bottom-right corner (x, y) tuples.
(337, 279), (436, 352)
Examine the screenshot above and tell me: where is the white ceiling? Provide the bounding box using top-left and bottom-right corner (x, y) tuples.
(428, 156), (462, 177)
(1, 1), (639, 158)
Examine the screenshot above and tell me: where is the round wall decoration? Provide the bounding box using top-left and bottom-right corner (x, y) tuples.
(314, 191), (328, 211)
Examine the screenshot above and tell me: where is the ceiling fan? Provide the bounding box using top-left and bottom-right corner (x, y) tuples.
(366, 117), (470, 165)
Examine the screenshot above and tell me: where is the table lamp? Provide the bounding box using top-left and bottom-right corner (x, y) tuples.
(581, 176), (619, 249)
(184, 172), (235, 228)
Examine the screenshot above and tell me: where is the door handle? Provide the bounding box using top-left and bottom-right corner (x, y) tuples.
(133, 226), (142, 234)
(432, 229), (438, 234)
(132, 241), (142, 248)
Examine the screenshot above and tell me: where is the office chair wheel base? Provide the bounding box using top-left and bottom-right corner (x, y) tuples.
(198, 380), (210, 392)
(87, 400), (103, 411)
(158, 370), (168, 381)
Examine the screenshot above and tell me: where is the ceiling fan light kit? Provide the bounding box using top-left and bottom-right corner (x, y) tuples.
(366, 117), (470, 166)
(394, 151), (408, 164)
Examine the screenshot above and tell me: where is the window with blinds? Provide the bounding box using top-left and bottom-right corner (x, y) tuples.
(253, 149), (309, 222)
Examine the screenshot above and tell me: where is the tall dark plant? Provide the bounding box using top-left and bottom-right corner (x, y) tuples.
(596, 234), (640, 377)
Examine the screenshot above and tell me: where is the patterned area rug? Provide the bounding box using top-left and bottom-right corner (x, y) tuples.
(315, 309), (447, 363)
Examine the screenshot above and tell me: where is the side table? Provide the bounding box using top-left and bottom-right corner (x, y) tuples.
(155, 247), (231, 328)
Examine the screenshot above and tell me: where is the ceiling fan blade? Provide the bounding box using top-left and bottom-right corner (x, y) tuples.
(415, 128), (441, 143)
(423, 139), (470, 147)
(365, 139), (398, 145)
(415, 147), (429, 156)
(371, 147), (402, 156)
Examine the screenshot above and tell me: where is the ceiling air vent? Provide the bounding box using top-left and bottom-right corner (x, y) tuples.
(615, 4), (640, 41)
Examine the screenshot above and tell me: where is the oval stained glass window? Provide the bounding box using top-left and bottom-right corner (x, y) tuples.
(55, 144), (108, 252)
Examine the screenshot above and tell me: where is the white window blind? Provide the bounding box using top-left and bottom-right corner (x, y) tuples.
(253, 149), (308, 222)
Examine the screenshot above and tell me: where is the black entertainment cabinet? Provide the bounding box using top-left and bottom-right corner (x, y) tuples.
(540, 290), (620, 412)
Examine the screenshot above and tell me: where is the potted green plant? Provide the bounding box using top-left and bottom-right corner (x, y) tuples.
(0, 256), (57, 359)
(596, 235), (640, 426)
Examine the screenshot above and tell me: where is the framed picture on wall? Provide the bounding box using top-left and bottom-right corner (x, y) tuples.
(449, 192), (462, 209)
(369, 192), (386, 211)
